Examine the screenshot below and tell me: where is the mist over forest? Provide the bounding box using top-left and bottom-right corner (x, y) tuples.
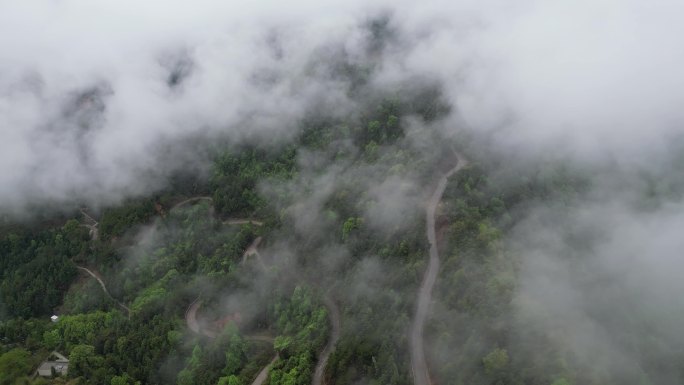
(1, 1), (683, 385)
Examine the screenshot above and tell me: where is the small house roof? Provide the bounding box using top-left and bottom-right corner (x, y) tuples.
(37, 361), (69, 376)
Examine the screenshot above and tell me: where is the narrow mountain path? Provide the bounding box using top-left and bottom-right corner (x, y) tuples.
(241, 237), (265, 268)
(313, 295), (341, 385)
(224, 219), (264, 226)
(251, 354), (279, 385)
(176, 197), (340, 385)
(80, 208), (99, 240)
(80, 208), (98, 226)
(410, 152), (468, 385)
(184, 217), (277, 384)
(185, 297), (278, 384)
(172, 197), (265, 268)
(76, 266), (131, 317)
(185, 297), (276, 342)
(185, 217), (265, 338)
(185, 296), (202, 335)
(185, 299), (277, 342)
(170, 196), (213, 211)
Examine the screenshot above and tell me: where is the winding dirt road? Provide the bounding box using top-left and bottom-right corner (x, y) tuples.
(184, 217), (278, 384)
(185, 217), (265, 337)
(185, 299), (276, 343)
(313, 295), (341, 385)
(185, 296), (203, 335)
(172, 199), (266, 268)
(80, 208), (98, 226)
(80, 199), (277, 384)
(76, 266), (131, 317)
(224, 219), (264, 226)
(410, 152), (468, 385)
(80, 209), (99, 240)
(251, 354), (279, 385)
(185, 296), (277, 385)
(170, 196), (213, 211)
(177, 199), (340, 385)
(241, 236), (265, 268)
(183, 223), (340, 385)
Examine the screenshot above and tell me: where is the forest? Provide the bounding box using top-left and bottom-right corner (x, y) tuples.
(3, 2), (684, 385)
(3, 77), (683, 385)
(0, 89), (450, 385)
(4, 74), (683, 385)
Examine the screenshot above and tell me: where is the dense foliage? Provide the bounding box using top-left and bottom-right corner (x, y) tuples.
(0, 89), (634, 385)
(430, 160), (593, 385)
(0, 220), (87, 319)
(268, 286), (328, 385)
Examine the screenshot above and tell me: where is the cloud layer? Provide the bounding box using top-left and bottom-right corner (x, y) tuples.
(2, 0), (684, 212)
(3, 3), (684, 381)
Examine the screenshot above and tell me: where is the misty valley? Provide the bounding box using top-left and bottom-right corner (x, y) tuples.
(2, 2), (684, 385)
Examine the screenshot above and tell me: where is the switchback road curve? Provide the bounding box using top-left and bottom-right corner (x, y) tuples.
(410, 152), (469, 385)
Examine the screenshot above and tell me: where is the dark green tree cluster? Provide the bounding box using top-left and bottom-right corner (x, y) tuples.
(430, 160), (588, 385)
(0, 348), (36, 385)
(211, 146), (297, 217)
(0, 220), (87, 319)
(282, 95), (453, 385)
(107, 203), (257, 306)
(176, 327), (253, 385)
(99, 199), (158, 241)
(51, 311), (179, 384)
(0, 88), (465, 385)
(268, 286), (328, 385)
